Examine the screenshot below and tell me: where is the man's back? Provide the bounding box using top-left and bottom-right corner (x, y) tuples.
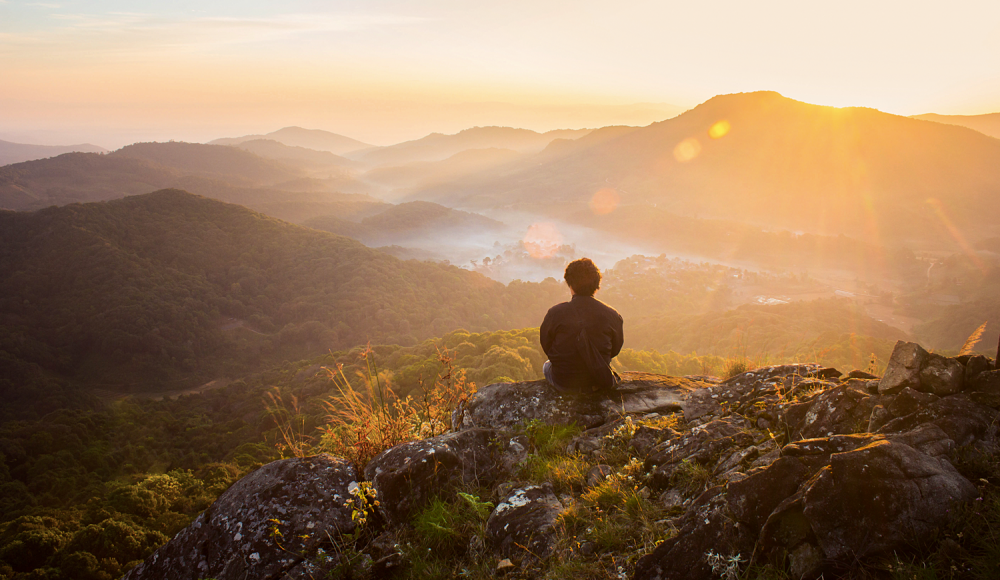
(540, 294), (623, 392)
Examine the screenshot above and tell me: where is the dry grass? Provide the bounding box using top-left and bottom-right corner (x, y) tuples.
(317, 344), (476, 470)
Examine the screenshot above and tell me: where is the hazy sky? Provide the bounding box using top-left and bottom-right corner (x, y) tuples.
(2, 0), (1000, 147)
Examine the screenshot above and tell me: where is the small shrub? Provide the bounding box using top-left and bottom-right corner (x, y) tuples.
(410, 492), (493, 558)
(525, 420), (581, 457)
(671, 459), (711, 497)
(523, 455), (590, 493)
(723, 357), (753, 379)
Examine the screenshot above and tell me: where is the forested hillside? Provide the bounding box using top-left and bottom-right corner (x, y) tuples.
(0, 190), (564, 399)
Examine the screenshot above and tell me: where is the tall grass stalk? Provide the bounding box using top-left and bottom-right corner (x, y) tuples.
(263, 387), (314, 458)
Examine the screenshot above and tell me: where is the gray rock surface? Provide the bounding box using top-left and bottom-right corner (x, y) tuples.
(968, 369), (1000, 408)
(797, 440), (976, 560)
(920, 353), (965, 396)
(123, 455), (357, 580)
(782, 384), (874, 439)
(486, 483), (564, 559)
(452, 372), (702, 432)
(364, 428), (501, 525)
(879, 341), (929, 394)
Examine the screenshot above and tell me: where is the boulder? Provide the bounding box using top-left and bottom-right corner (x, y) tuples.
(633, 487), (751, 580)
(486, 483), (563, 559)
(782, 384), (873, 440)
(919, 353), (965, 396)
(885, 387), (939, 418)
(727, 457), (813, 531)
(645, 418), (755, 490)
(877, 394), (1000, 446)
(123, 455), (357, 580)
(967, 370), (1000, 408)
(798, 440), (975, 561)
(364, 429), (501, 526)
(629, 425), (676, 457)
(964, 355), (991, 384)
(847, 369), (879, 380)
(879, 341), (929, 394)
(452, 373), (701, 433)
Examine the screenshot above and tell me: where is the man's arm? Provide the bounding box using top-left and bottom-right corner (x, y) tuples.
(540, 309), (555, 358)
(610, 313), (624, 358)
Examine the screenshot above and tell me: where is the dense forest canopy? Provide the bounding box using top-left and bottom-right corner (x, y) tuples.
(0, 190), (565, 398)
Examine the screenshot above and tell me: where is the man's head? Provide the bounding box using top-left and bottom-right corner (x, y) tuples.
(564, 258), (601, 297)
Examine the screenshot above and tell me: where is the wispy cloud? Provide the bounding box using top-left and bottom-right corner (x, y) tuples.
(3, 10), (430, 59)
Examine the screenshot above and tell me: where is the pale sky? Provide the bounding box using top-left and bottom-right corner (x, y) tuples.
(2, 0), (1000, 148)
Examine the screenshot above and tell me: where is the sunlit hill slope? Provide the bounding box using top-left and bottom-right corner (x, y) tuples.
(414, 91), (1000, 244)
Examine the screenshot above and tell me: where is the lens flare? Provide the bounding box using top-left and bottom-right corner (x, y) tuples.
(925, 198), (986, 272)
(523, 222), (563, 259)
(708, 120), (730, 139)
(589, 188), (620, 215)
(673, 138), (701, 162)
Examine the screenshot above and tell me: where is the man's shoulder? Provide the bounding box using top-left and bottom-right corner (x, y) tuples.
(592, 298), (623, 320)
(545, 301), (574, 317)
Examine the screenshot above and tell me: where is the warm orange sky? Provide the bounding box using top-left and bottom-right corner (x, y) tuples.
(2, 0), (1000, 148)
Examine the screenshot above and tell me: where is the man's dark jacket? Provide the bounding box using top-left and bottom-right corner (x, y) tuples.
(540, 294), (624, 391)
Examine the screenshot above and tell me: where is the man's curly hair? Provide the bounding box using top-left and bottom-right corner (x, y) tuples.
(564, 258), (601, 297)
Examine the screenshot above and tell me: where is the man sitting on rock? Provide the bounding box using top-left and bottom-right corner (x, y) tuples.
(541, 257), (624, 394)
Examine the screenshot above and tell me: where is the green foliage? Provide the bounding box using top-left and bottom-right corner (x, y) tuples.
(523, 421), (581, 458)
(670, 459), (712, 497)
(411, 493), (494, 557)
(522, 456), (591, 493)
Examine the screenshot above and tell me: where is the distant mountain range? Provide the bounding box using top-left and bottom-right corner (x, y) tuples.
(408, 92), (1000, 245)
(226, 139), (356, 172)
(0, 139), (107, 166)
(348, 126), (593, 167)
(210, 126), (372, 155)
(362, 147), (523, 193)
(0, 141), (361, 212)
(911, 112), (1000, 140)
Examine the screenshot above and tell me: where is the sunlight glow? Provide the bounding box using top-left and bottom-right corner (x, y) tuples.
(925, 198), (986, 272)
(523, 222), (563, 259)
(589, 188), (621, 215)
(708, 120), (731, 139)
(673, 138), (701, 163)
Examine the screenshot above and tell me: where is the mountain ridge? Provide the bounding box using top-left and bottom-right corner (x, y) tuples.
(408, 91), (1000, 244)
(210, 126), (372, 155)
(0, 139), (108, 166)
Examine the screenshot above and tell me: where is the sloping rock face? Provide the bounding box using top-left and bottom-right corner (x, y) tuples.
(123, 455), (357, 580)
(364, 428), (502, 525)
(633, 349), (999, 580)
(452, 372), (704, 432)
(780, 440), (976, 562)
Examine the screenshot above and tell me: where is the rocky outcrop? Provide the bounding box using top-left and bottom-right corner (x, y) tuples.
(634, 351), (998, 580)
(126, 343), (999, 580)
(452, 372), (703, 432)
(123, 455), (357, 580)
(364, 428), (502, 525)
